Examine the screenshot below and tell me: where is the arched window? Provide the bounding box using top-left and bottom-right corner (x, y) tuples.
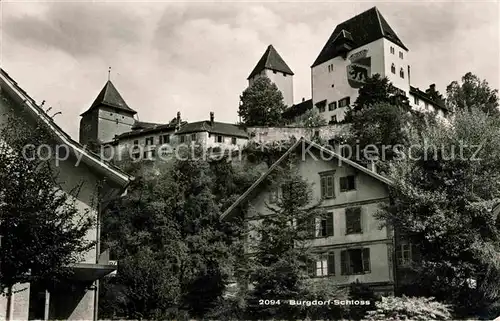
(400, 68), (404, 79)
(391, 63), (396, 74)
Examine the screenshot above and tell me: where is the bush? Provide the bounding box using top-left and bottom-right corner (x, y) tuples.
(365, 296), (452, 320)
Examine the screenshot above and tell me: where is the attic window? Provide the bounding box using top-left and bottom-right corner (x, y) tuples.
(391, 64), (396, 74)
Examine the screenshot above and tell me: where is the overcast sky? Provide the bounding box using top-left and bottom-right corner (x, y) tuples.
(0, 0), (498, 140)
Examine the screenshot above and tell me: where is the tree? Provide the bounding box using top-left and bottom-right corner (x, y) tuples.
(446, 72), (499, 115)
(245, 158), (347, 319)
(294, 109), (327, 127)
(0, 112), (94, 318)
(345, 74), (409, 120)
(378, 106), (500, 317)
(100, 150), (259, 319)
(365, 296), (452, 320)
(238, 76), (287, 126)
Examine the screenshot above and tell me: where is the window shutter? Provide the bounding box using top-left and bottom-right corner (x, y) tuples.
(327, 175), (334, 198)
(327, 252), (335, 276)
(320, 176), (326, 198)
(341, 250), (348, 275)
(326, 213), (334, 237)
(362, 248), (371, 273)
(307, 259), (316, 277)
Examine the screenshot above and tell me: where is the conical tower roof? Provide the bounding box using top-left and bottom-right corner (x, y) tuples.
(81, 80), (136, 116)
(247, 45), (294, 80)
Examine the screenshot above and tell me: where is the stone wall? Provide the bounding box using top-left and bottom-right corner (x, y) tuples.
(246, 124), (349, 144)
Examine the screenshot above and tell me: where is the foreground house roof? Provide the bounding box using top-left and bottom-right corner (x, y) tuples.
(312, 7), (408, 67)
(81, 80), (137, 116)
(248, 44), (294, 80)
(0, 69), (134, 188)
(220, 137), (393, 220)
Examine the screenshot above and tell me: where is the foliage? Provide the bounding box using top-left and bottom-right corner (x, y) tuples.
(349, 281), (380, 320)
(345, 74), (409, 120)
(0, 109), (94, 295)
(378, 107), (500, 317)
(238, 76), (287, 126)
(446, 72), (499, 115)
(365, 296), (452, 320)
(294, 109), (327, 127)
(100, 153), (259, 319)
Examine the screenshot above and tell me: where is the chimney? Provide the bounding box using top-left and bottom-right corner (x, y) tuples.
(210, 112), (214, 126)
(367, 161), (377, 173)
(176, 112), (181, 131)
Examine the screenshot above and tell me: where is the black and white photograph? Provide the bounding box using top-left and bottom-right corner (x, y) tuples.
(0, 0), (499, 320)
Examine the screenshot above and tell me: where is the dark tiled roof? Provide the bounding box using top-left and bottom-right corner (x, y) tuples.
(312, 7), (408, 67)
(115, 123), (178, 140)
(81, 80), (137, 116)
(248, 45), (294, 80)
(283, 99), (313, 119)
(132, 120), (165, 130)
(176, 121), (248, 139)
(410, 86), (449, 112)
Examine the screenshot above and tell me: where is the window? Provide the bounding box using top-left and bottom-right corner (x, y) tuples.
(390, 46), (395, 54)
(150, 149), (156, 158)
(143, 151), (148, 159)
(283, 73), (287, 77)
(328, 64), (334, 72)
(341, 248), (370, 275)
(273, 70), (277, 74)
(330, 115), (337, 124)
(399, 51), (404, 59)
(215, 135), (224, 143)
(391, 63), (396, 74)
(145, 137), (154, 146)
(160, 134), (170, 144)
(396, 243), (412, 266)
(345, 207), (362, 234)
(338, 97), (350, 108)
(231, 137), (237, 145)
(316, 100), (326, 113)
(308, 253), (335, 277)
(133, 139), (139, 145)
(328, 102), (337, 111)
(320, 172), (335, 199)
(191, 133), (197, 142)
(315, 213), (334, 237)
(340, 175), (356, 192)
(424, 102), (429, 110)
(132, 152), (140, 160)
(268, 186), (281, 204)
(400, 68), (404, 79)
(180, 135), (186, 143)
(413, 96), (419, 105)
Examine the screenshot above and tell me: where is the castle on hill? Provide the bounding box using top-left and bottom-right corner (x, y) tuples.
(78, 6), (449, 162)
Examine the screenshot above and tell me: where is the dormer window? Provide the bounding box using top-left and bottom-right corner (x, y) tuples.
(400, 68), (404, 79)
(391, 63), (396, 74)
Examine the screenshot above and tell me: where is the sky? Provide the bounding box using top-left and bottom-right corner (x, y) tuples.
(0, 0), (498, 140)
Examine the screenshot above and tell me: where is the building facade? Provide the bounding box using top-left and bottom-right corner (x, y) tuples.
(221, 138), (396, 294)
(0, 69), (133, 321)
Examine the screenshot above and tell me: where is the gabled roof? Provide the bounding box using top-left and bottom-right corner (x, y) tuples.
(312, 7), (408, 67)
(283, 99), (313, 120)
(410, 86), (449, 112)
(248, 45), (294, 80)
(220, 137), (392, 221)
(176, 121), (248, 139)
(81, 80), (137, 116)
(0, 69), (134, 189)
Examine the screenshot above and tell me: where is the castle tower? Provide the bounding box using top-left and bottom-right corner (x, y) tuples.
(248, 44), (295, 107)
(311, 7), (409, 123)
(79, 80), (136, 146)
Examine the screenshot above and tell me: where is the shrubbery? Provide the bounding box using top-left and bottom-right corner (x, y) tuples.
(365, 296), (452, 320)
